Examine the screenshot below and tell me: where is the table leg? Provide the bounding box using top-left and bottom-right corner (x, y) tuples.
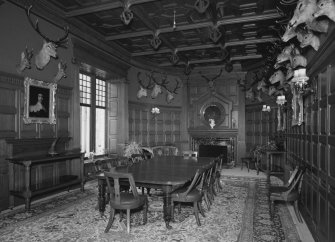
(163, 193), (172, 229)
(98, 178), (106, 217)
(22, 161), (32, 211)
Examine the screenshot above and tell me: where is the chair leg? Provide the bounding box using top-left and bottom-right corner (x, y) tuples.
(127, 209), (130, 233)
(178, 203), (181, 214)
(247, 161), (250, 172)
(171, 202), (175, 222)
(193, 202), (201, 226)
(198, 201), (206, 218)
(204, 192), (210, 211)
(143, 198), (148, 225)
(119, 210), (123, 222)
(294, 201), (303, 223)
(104, 208), (115, 233)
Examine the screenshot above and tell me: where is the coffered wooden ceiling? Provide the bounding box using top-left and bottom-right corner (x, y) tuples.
(32, 0), (286, 72)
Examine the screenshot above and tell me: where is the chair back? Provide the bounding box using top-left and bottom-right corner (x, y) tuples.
(179, 168), (205, 198)
(183, 150), (198, 158)
(286, 165), (299, 187)
(104, 170), (139, 204)
(284, 169), (304, 196)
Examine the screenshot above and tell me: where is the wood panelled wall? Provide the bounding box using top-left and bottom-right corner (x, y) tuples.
(128, 101), (181, 149)
(245, 104), (279, 151)
(0, 72), (72, 212)
(285, 64), (335, 242)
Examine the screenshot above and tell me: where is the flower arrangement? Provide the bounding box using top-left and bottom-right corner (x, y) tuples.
(253, 140), (278, 156)
(123, 141), (142, 158)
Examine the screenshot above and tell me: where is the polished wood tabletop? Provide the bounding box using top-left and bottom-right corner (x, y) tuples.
(97, 155), (215, 229)
(116, 156), (214, 187)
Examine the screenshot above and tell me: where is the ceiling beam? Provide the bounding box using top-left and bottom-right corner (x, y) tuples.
(66, 0), (159, 17)
(106, 11), (280, 41)
(158, 54), (263, 67)
(132, 37), (278, 56)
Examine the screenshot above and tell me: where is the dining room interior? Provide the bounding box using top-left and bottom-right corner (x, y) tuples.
(0, 0), (334, 241)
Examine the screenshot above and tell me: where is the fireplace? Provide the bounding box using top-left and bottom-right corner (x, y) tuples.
(199, 145), (227, 158)
(189, 129), (237, 166)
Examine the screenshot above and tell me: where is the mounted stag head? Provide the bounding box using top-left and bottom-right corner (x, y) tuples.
(165, 79), (182, 104)
(136, 71), (153, 99)
(27, 6), (69, 70)
(313, 0), (335, 22)
(288, 0), (328, 33)
(53, 61), (67, 83)
(150, 72), (168, 99)
(297, 29), (320, 51)
(269, 70), (285, 85)
(274, 44), (295, 68)
(257, 78), (266, 91)
(292, 54), (307, 68)
(268, 86), (277, 96)
(286, 63), (294, 80)
(199, 68), (223, 92)
(16, 46), (33, 74)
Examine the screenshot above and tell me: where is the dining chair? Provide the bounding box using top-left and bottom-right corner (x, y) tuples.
(269, 165), (300, 193)
(104, 170), (148, 233)
(202, 163), (216, 210)
(171, 168), (205, 226)
(182, 150), (198, 158)
(270, 168), (305, 223)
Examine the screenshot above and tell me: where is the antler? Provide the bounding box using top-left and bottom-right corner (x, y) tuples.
(150, 71), (169, 86)
(163, 78), (182, 94)
(137, 71), (153, 89)
(27, 5), (69, 47)
(199, 68), (223, 83)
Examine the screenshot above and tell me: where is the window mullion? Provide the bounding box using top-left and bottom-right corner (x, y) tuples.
(91, 77), (97, 152)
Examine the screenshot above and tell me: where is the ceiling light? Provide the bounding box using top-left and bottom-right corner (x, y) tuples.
(173, 10), (176, 30)
(276, 95), (287, 106)
(262, 105), (271, 112)
(292, 68), (309, 92)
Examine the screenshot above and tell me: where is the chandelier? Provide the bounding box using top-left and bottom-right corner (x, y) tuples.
(276, 95), (287, 106)
(292, 68), (309, 92)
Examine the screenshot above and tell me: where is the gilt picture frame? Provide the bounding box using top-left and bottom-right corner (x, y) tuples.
(23, 77), (57, 124)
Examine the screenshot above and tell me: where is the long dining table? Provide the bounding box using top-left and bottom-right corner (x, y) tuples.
(97, 155), (215, 229)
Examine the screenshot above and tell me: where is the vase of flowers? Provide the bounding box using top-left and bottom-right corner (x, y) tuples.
(123, 141), (143, 158)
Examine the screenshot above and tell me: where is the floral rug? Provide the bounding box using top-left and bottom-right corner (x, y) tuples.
(0, 176), (300, 242)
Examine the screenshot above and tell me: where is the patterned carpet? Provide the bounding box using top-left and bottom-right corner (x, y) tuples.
(0, 175), (300, 242)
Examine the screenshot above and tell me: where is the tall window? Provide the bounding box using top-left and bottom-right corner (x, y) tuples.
(80, 73), (106, 157)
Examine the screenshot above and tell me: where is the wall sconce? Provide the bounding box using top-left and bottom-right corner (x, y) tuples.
(292, 68), (309, 92)
(276, 95), (287, 106)
(151, 107), (160, 119)
(262, 105), (271, 112)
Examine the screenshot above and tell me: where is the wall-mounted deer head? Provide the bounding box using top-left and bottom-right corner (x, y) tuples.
(313, 0), (335, 22)
(297, 29), (320, 51)
(16, 46), (33, 74)
(269, 70), (285, 85)
(27, 5), (69, 70)
(53, 61), (67, 83)
(199, 68), (223, 92)
(164, 78), (182, 104)
(288, 0), (328, 33)
(136, 71), (154, 99)
(150, 72), (168, 99)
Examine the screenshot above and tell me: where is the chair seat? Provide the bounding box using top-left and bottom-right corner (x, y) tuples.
(109, 193), (147, 209)
(270, 190), (299, 202)
(269, 186), (289, 193)
(172, 187), (202, 202)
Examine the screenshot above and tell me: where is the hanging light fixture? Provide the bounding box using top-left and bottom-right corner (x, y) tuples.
(276, 95), (287, 106)
(151, 107), (160, 119)
(292, 68), (309, 92)
(262, 105), (271, 112)
(173, 10), (176, 30)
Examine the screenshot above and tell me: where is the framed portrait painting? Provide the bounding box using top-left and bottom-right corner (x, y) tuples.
(23, 77), (57, 124)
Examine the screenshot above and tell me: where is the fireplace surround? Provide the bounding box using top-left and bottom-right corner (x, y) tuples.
(189, 129), (237, 165)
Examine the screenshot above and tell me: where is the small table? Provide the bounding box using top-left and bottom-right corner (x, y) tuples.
(97, 156), (214, 229)
(7, 151), (85, 211)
